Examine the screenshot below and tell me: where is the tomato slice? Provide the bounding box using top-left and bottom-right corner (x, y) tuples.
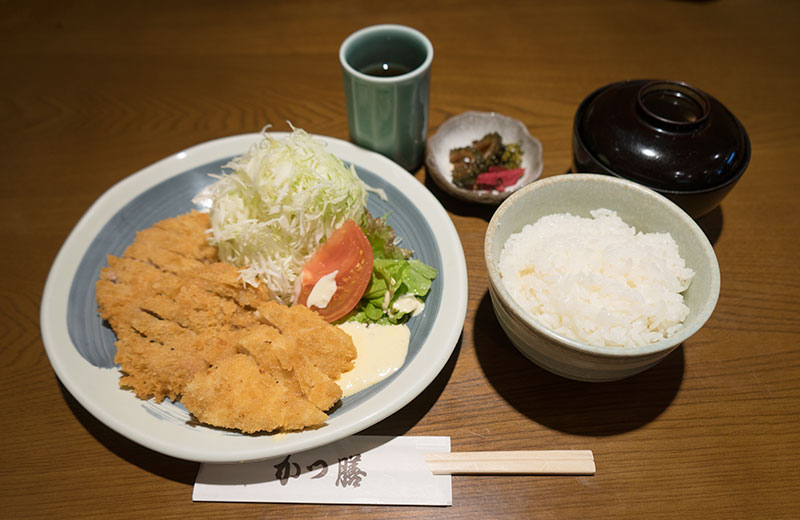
(296, 219), (374, 322)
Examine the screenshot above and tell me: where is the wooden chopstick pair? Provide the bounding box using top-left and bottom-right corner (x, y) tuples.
(423, 450), (595, 475)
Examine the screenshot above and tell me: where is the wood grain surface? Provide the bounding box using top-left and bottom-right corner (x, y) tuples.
(2, 1), (799, 518)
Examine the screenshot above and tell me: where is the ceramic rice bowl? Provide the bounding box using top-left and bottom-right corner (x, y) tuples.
(484, 174), (720, 382)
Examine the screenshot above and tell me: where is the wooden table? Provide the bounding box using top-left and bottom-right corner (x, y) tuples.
(3, 1), (798, 518)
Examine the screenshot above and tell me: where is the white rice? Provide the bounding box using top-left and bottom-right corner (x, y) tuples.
(498, 208), (695, 347)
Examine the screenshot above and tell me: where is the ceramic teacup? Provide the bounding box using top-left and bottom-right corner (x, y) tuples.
(339, 24), (433, 171)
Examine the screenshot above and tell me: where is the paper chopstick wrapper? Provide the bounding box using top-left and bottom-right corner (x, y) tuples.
(193, 436), (594, 505)
(194, 436), (452, 506)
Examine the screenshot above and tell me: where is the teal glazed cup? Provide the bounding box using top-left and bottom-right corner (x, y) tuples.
(339, 24), (433, 171)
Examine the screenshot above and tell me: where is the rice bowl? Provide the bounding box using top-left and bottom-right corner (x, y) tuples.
(484, 174), (720, 382)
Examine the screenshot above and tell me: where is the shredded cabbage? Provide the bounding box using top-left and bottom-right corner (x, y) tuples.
(194, 127), (367, 304)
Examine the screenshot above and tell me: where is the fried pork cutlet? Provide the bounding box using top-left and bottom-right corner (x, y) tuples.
(95, 211), (356, 433)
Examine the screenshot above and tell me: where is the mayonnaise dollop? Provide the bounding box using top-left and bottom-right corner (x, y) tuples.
(392, 294), (425, 317)
(336, 322), (410, 397)
(306, 270), (338, 309)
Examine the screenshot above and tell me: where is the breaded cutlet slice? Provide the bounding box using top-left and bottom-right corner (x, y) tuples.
(257, 301), (357, 380)
(182, 354), (328, 434)
(236, 322), (349, 414)
(181, 312), (354, 432)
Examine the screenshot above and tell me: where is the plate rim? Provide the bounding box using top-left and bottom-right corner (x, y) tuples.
(40, 132), (468, 463)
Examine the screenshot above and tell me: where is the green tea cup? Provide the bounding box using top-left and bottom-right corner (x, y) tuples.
(339, 24), (433, 171)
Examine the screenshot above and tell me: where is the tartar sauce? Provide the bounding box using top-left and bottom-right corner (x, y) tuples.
(336, 322), (410, 397)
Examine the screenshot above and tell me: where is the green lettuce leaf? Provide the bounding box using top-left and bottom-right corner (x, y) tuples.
(341, 214), (437, 325)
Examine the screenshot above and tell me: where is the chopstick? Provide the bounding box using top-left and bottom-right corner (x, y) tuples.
(423, 450), (595, 475)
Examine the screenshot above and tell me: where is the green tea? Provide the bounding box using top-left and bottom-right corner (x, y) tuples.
(360, 62), (412, 77)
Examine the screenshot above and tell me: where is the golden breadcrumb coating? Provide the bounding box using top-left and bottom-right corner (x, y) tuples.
(95, 211), (356, 433)
(182, 354), (328, 434)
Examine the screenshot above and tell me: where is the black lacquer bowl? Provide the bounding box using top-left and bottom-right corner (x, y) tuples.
(572, 79), (750, 218)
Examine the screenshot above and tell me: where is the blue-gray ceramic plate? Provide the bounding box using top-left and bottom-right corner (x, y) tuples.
(41, 133), (467, 463)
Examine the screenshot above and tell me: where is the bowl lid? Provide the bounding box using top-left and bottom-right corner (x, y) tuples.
(575, 80), (750, 192)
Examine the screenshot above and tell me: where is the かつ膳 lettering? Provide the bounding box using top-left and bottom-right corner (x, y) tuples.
(273, 453), (368, 488)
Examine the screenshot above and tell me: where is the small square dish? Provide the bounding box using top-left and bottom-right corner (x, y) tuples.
(425, 111), (543, 205)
